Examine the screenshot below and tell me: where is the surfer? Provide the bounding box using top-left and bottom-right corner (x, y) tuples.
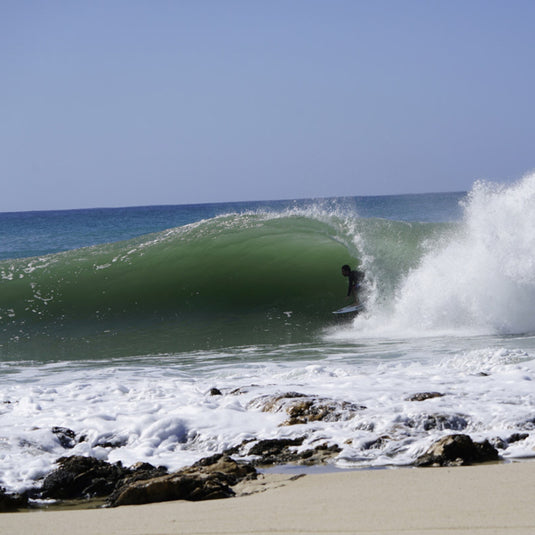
(341, 265), (364, 305)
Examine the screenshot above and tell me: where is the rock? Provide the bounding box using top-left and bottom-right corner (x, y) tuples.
(249, 392), (365, 426)
(415, 434), (500, 467)
(40, 456), (130, 499)
(248, 438), (305, 464)
(109, 472), (233, 507)
(108, 454), (256, 507)
(507, 433), (529, 443)
(51, 426), (77, 449)
(39, 456), (167, 501)
(491, 437), (508, 450)
(36, 452), (258, 508)
(94, 437), (128, 449)
(38, 453), (256, 508)
(297, 443), (342, 465)
(188, 454), (257, 485)
(222, 438), (255, 456)
(405, 392), (444, 402)
(0, 488), (29, 512)
(492, 432), (531, 450)
(246, 437), (340, 466)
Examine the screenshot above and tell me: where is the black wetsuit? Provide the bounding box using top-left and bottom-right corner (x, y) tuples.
(347, 270), (365, 297)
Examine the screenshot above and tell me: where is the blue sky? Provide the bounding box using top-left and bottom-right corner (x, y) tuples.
(2, 0), (535, 211)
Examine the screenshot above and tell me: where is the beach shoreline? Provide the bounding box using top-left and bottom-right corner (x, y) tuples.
(2, 460), (534, 535)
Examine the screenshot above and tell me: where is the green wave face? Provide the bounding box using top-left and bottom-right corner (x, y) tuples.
(0, 211), (444, 360)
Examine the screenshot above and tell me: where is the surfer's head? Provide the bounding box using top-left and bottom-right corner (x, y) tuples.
(341, 265), (351, 276)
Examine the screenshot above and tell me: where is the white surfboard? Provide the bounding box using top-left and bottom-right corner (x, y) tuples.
(332, 303), (365, 314)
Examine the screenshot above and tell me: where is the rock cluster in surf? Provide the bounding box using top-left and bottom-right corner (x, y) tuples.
(3, 389), (531, 512)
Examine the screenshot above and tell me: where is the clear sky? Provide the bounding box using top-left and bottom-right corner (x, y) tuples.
(2, 0), (535, 211)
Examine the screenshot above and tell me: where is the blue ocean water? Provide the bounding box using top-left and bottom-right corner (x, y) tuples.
(0, 192), (463, 261)
(0, 180), (534, 496)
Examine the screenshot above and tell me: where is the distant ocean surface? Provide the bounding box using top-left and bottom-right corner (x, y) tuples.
(1, 176), (534, 496)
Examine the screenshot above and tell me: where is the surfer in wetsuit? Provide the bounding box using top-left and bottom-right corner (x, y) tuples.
(341, 264), (364, 305)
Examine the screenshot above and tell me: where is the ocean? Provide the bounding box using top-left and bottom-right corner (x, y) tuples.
(1, 176), (534, 495)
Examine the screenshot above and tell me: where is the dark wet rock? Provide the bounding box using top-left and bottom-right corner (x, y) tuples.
(40, 456), (129, 499)
(94, 437), (128, 449)
(249, 392), (366, 426)
(110, 472), (232, 507)
(507, 432), (529, 443)
(492, 432), (531, 450)
(248, 437), (305, 464)
(39, 456), (167, 501)
(491, 437), (508, 450)
(0, 488), (29, 512)
(405, 413), (469, 431)
(222, 438), (255, 456)
(297, 443), (342, 465)
(108, 454), (256, 507)
(246, 437), (341, 466)
(52, 427), (77, 449)
(36, 452), (256, 508)
(188, 454), (257, 485)
(405, 392), (444, 402)
(115, 463), (169, 491)
(415, 434), (500, 467)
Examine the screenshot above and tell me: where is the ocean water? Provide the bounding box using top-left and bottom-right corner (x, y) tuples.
(1, 177), (534, 495)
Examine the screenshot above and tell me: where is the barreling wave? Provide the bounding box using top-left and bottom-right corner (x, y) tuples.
(0, 206), (448, 361)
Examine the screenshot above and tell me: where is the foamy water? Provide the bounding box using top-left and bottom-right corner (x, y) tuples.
(338, 173), (535, 337)
(1, 338), (534, 494)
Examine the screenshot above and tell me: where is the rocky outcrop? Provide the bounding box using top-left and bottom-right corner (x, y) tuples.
(247, 437), (305, 462)
(36, 453), (257, 508)
(40, 455), (167, 500)
(239, 437), (341, 466)
(491, 432), (530, 451)
(506, 432), (529, 444)
(248, 392), (366, 426)
(415, 434), (500, 467)
(0, 488), (28, 512)
(108, 454), (256, 507)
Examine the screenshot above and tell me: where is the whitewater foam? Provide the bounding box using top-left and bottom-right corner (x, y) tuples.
(2, 340), (534, 494)
(332, 174), (535, 340)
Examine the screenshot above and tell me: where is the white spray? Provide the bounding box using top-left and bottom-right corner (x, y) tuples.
(352, 174), (535, 337)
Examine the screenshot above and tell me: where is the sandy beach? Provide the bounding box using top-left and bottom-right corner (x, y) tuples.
(1, 461), (534, 535)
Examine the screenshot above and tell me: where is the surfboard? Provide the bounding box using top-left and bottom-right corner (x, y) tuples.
(332, 304), (365, 314)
